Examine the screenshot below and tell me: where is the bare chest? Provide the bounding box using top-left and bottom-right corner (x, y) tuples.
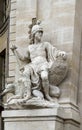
(28, 43), (46, 58)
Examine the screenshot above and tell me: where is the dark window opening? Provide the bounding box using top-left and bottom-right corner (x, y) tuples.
(0, 0), (10, 29)
(0, 0), (6, 28)
(0, 50), (5, 130)
(0, 49), (6, 92)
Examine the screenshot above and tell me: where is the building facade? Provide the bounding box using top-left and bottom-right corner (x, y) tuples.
(0, 0), (82, 130)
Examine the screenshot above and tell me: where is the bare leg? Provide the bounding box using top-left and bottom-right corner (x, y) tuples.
(41, 71), (53, 101)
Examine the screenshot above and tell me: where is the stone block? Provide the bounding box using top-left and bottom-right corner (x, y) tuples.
(2, 108), (64, 130)
(2, 106), (80, 130)
(10, 2), (16, 10)
(10, 10), (16, 17)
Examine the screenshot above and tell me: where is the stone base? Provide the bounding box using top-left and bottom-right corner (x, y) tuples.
(2, 106), (80, 130)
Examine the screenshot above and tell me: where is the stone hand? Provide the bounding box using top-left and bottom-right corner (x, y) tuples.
(58, 51), (67, 60)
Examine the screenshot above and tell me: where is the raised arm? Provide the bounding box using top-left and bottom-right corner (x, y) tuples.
(11, 44), (30, 61)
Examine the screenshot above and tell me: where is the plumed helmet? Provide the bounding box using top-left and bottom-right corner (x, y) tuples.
(31, 20), (43, 35)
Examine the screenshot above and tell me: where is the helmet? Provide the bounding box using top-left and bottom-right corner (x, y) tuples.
(31, 24), (43, 35)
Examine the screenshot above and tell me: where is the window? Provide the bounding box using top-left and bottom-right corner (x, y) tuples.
(0, 0), (10, 28)
(0, 50), (6, 91)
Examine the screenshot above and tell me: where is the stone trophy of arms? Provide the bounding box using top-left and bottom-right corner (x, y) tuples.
(1, 19), (68, 109)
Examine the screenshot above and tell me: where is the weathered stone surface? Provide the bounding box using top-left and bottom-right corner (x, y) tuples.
(1, 0), (81, 129)
(2, 107), (80, 130)
(2, 20), (68, 109)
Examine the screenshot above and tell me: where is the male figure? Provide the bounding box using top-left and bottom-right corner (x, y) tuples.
(11, 22), (66, 102)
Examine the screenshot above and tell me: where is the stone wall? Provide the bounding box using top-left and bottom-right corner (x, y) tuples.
(7, 0), (82, 129)
(8, 0), (17, 80)
(37, 0), (75, 50)
(75, 0), (82, 130)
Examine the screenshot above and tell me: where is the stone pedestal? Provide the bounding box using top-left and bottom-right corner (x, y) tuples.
(2, 106), (80, 130)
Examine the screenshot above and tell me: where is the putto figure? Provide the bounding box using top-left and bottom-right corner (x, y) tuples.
(1, 19), (68, 108)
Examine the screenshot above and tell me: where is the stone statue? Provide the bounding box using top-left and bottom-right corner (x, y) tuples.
(1, 19), (68, 109)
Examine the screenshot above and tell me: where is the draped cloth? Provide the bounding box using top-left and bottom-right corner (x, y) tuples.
(17, 42), (61, 90)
